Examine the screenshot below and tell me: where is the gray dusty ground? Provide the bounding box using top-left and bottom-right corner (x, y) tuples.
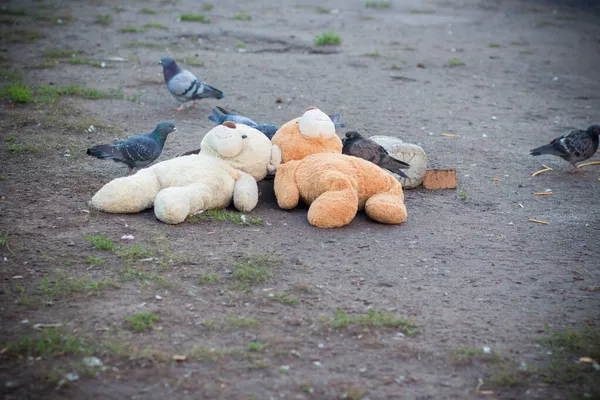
(0, 0), (599, 399)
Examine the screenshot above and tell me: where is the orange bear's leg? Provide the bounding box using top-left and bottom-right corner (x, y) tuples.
(274, 161), (301, 209)
(307, 172), (359, 228)
(364, 176), (407, 225)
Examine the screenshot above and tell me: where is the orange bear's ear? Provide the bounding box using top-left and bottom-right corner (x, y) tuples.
(222, 121), (236, 129)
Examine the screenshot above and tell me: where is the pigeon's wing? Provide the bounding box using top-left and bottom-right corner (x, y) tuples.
(193, 81), (224, 100)
(216, 106), (233, 114)
(167, 70), (201, 101)
(549, 130), (585, 156)
(117, 134), (161, 165)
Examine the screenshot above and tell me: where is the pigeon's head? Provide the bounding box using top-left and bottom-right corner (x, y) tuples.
(159, 56), (176, 67)
(154, 121), (177, 138)
(586, 125), (600, 137)
(344, 131), (361, 140)
(298, 106), (336, 139)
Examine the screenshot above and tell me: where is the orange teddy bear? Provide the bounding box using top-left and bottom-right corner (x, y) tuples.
(271, 107), (407, 228)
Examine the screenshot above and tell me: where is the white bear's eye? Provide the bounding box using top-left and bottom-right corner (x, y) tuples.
(242, 135), (247, 139)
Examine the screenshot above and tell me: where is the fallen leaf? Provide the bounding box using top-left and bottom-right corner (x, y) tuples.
(579, 357), (595, 363)
(172, 355), (187, 362)
(534, 191), (552, 196)
(441, 133), (459, 137)
(493, 178), (500, 181)
(583, 286), (600, 291)
(528, 218), (549, 225)
(477, 390), (494, 395)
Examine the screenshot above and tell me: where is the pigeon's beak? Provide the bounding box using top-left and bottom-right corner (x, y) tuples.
(173, 127), (177, 132)
(158, 61), (162, 65)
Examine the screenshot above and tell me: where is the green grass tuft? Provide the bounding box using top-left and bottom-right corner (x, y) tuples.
(225, 316), (259, 328)
(198, 274), (219, 285)
(39, 269), (118, 304)
(450, 346), (502, 365)
(4, 328), (96, 358)
(85, 256), (104, 265)
(233, 12), (252, 21)
(119, 26), (145, 33)
(180, 14), (211, 23)
(187, 209), (263, 225)
(408, 9), (435, 14)
(489, 42), (501, 48)
(84, 234), (116, 251)
(331, 308), (418, 334)
(126, 41), (165, 49)
(447, 58), (465, 67)
(248, 342), (264, 352)
(316, 7), (330, 14)
(0, 234), (8, 246)
(139, 8), (157, 14)
(314, 32), (342, 46)
(202, 4), (214, 11)
(116, 243), (155, 261)
(270, 293), (299, 305)
(364, 51), (380, 57)
(1, 83), (33, 103)
(95, 14), (112, 25)
(124, 312), (160, 332)
(231, 254), (279, 286)
(143, 23), (168, 30)
(43, 48), (81, 58)
(365, 1), (391, 8)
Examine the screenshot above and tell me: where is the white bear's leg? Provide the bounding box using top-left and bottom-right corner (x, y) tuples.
(153, 183), (232, 224)
(233, 172), (259, 212)
(91, 169), (160, 213)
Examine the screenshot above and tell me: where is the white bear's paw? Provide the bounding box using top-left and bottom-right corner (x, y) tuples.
(154, 189), (192, 224)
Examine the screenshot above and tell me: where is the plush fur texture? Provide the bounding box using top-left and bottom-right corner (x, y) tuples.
(90, 122), (277, 224)
(271, 108), (342, 163)
(272, 107), (407, 228)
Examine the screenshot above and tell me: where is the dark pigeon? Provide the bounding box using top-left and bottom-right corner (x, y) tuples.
(207, 106), (346, 140)
(342, 131), (410, 178)
(159, 56), (224, 111)
(530, 125), (600, 172)
(87, 121), (177, 175)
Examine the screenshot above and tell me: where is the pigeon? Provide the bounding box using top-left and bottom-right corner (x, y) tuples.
(530, 125), (600, 172)
(159, 56), (224, 111)
(87, 121), (177, 175)
(342, 131), (411, 178)
(207, 106), (346, 140)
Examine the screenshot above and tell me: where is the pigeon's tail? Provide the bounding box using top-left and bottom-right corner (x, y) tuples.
(329, 114), (346, 129)
(87, 144), (121, 161)
(202, 83), (224, 100)
(381, 157), (411, 177)
(216, 106), (232, 115)
(256, 124), (279, 140)
(208, 108), (223, 124)
(530, 144), (558, 156)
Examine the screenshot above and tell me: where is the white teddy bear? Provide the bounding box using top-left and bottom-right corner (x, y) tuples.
(90, 122), (281, 224)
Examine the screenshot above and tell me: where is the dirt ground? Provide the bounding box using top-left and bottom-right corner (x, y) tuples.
(1, 0), (599, 399)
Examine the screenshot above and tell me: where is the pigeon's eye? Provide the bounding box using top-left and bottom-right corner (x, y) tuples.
(241, 135), (248, 139)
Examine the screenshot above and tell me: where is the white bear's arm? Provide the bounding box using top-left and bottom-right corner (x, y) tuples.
(232, 171), (259, 212)
(91, 169), (160, 213)
(268, 144), (282, 174)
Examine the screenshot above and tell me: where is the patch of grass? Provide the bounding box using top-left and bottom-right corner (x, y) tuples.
(42, 48), (80, 58)
(95, 14), (112, 25)
(234, 40), (245, 48)
(231, 253), (279, 285)
(7, 143), (38, 153)
(25, 60), (58, 69)
(450, 346), (502, 365)
(85, 256), (104, 265)
(116, 243), (155, 261)
(187, 345), (223, 363)
(408, 9), (435, 14)
(487, 361), (532, 387)
(1, 83), (33, 103)
(539, 326), (600, 384)
(270, 293), (299, 305)
(519, 50), (534, 55)
(225, 316), (259, 328)
(69, 57), (91, 65)
(4, 328), (96, 358)
(139, 8), (157, 14)
(365, 1), (391, 8)
(233, 12), (252, 21)
(248, 342), (264, 352)
(0, 8), (27, 16)
(37, 84), (123, 100)
(126, 41), (164, 49)
(0, 16), (15, 24)
(364, 51), (380, 57)
(39, 269), (118, 304)
(198, 274), (219, 285)
(0, 234), (8, 246)
(391, 64), (402, 70)
(0, 71), (23, 81)
(202, 4), (214, 11)
(447, 58), (465, 67)
(114, 6), (126, 13)
(7, 29), (42, 43)
(124, 312), (160, 332)
(84, 234), (116, 251)
(316, 7), (330, 14)
(119, 26), (145, 33)
(314, 32), (341, 46)
(489, 42), (501, 48)
(187, 209), (263, 225)
(180, 14), (211, 23)
(330, 308), (418, 334)
(143, 23), (168, 30)
(341, 387), (368, 400)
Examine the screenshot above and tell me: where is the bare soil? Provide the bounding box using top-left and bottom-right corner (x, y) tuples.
(1, 0), (599, 399)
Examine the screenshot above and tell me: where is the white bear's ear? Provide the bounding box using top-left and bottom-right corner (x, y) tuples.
(222, 121), (236, 129)
(299, 107), (336, 139)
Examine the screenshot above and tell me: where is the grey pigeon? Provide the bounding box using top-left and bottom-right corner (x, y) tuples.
(530, 125), (600, 172)
(208, 106), (346, 140)
(159, 56), (224, 111)
(342, 131), (410, 178)
(87, 121), (177, 175)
